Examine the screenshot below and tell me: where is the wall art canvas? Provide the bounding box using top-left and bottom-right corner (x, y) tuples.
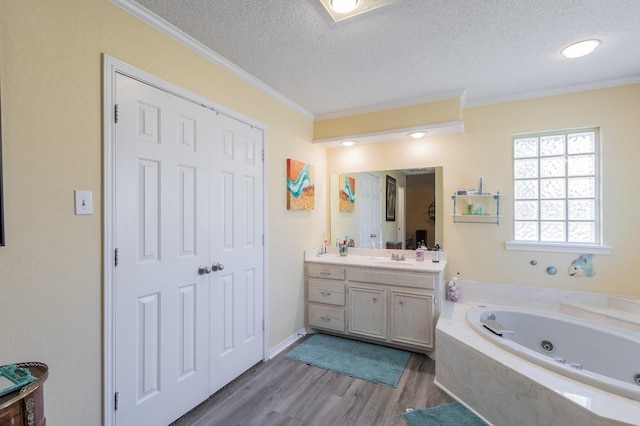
(286, 159), (314, 210)
(386, 175), (396, 221)
(339, 174), (356, 212)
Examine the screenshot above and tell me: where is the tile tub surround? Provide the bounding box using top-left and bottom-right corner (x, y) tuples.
(435, 284), (640, 425)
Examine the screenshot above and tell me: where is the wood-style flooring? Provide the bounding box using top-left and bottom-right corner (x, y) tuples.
(170, 335), (454, 426)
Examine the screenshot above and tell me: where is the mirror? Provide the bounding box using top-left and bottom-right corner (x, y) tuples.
(330, 167), (443, 250)
(0, 364), (36, 397)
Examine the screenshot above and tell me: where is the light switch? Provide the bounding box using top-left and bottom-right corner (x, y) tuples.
(74, 190), (93, 215)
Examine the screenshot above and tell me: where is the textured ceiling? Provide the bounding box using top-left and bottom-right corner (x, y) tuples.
(129, 0), (640, 118)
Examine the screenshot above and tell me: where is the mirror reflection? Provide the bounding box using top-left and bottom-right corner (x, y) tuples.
(330, 167), (442, 251)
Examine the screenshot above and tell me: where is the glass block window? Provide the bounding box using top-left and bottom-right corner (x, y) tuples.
(513, 129), (600, 244)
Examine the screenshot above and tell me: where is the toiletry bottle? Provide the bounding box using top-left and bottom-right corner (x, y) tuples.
(432, 244), (440, 263)
(339, 240), (348, 256)
(416, 245), (425, 262)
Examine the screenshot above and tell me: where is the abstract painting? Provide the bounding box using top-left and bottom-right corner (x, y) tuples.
(339, 174), (356, 212)
(287, 159), (314, 210)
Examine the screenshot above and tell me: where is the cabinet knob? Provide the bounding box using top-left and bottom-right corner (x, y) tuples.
(372, 297), (377, 302)
(399, 301), (404, 305)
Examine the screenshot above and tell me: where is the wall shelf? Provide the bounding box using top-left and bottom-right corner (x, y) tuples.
(452, 192), (501, 225)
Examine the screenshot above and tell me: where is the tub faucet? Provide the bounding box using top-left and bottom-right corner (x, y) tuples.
(481, 319), (514, 336)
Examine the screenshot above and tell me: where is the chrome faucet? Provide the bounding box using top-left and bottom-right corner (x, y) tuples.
(390, 253), (406, 261)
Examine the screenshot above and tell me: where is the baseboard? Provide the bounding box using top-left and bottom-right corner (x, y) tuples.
(267, 328), (307, 359)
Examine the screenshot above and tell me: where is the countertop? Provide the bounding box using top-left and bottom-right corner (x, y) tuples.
(304, 248), (447, 273)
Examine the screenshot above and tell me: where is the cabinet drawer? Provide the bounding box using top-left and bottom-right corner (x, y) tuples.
(0, 401), (22, 425)
(308, 305), (345, 332)
(308, 279), (345, 306)
(347, 268), (435, 290)
(306, 264), (346, 280)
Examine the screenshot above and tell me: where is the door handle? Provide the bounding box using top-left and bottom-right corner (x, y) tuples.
(198, 265), (211, 275)
(211, 262), (225, 272)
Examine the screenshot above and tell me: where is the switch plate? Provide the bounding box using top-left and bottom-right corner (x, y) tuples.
(75, 190), (93, 215)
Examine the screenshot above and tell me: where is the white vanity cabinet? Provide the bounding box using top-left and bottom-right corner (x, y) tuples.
(390, 290), (433, 348)
(348, 285), (387, 339)
(306, 263), (347, 333)
(304, 254), (444, 353)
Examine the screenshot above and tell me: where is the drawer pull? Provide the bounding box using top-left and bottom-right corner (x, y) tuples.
(320, 272), (330, 276)
(320, 291), (332, 296)
(320, 316), (331, 321)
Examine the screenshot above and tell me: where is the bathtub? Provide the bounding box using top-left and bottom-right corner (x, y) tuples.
(466, 305), (640, 402)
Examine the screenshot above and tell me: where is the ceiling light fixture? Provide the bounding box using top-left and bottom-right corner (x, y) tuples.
(319, 0), (399, 22)
(341, 140), (357, 147)
(408, 131), (427, 139)
(331, 0), (358, 14)
(561, 39), (600, 59)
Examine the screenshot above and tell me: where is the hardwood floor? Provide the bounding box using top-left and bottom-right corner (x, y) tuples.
(170, 336), (454, 426)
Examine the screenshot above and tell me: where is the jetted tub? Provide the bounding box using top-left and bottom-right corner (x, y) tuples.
(466, 305), (640, 402)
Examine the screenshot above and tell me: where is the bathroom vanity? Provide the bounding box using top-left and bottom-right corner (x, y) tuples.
(304, 249), (446, 353)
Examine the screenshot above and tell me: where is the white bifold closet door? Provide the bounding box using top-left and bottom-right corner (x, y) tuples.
(113, 73), (263, 426)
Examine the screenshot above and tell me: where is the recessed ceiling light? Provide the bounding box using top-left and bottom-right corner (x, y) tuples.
(408, 131), (427, 139)
(561, 39), (600, 59)
(319, 0), (399, 22)
(331, 0), (358, 14)
(341, 140), (357, 147)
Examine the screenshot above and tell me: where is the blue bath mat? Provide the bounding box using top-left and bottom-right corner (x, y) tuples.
(402, 402), (488, 426)
(285, 334), (411, 387)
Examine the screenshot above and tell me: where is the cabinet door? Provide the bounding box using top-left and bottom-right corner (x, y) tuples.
(390, 291), (433, 349)
(348, 286), (387, 340)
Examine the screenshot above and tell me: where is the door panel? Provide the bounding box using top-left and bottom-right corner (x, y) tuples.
(114, 74), (212, 425)
(210, 114), (264, 394)
(359, 173), (381, 248)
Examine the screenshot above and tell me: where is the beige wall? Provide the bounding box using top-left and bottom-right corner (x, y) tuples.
(0, 1), (325, 425)
(328, 84), (640, 296)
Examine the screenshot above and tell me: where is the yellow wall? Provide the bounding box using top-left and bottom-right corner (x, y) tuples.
(314, 97), (461, 140)
(328, 84), (640, 296)
(0, 1), (325, 424)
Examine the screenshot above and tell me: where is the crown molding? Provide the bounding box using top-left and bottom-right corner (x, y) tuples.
(109, 0), (315, 120)
(464, 76), (640, 108)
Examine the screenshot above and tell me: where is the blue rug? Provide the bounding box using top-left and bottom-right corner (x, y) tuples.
(285, 334), (411, 387)
(402, 402), (488, 426)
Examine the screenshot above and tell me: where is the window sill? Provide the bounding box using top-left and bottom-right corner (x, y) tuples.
(505, 241), (612, 255)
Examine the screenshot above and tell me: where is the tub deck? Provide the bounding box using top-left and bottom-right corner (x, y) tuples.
(435, 284), (640, 426)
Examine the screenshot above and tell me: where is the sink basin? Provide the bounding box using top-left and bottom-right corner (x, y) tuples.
(373, 259), (412, 267)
